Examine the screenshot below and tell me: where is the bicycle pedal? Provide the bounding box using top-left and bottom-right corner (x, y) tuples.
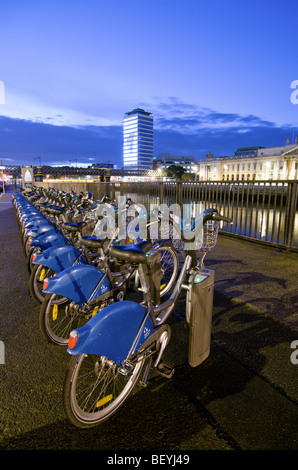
(156, 362), (175, 379)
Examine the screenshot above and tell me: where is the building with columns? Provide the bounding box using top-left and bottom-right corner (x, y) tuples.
(198, 141), (298, 181)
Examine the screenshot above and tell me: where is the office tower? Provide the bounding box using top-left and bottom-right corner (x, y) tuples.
(123, 108), (153, 170)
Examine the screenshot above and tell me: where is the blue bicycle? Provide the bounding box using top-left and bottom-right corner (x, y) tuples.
(62, 209), (232, 428)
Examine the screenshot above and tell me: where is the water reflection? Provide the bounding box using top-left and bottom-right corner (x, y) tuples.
(114, 191), (298, 248)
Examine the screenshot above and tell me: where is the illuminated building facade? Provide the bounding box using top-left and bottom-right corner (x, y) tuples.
(199, 141), (298, 181)
(123, 108), (153, 170)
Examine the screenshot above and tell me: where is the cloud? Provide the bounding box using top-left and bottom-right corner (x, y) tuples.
(0, 98), (296, 167)
(154, 125), (296, 160)
(0, 115), (123, 166)
(145, 98), (278, 134)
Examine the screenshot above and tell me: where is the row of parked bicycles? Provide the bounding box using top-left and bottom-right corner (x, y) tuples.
(12, 186), (231, 428)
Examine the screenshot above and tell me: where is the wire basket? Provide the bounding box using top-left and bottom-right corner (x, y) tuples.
(197, 219), (220, 267)
(201, 219), (220, 253)
(164, 218), (220, 268)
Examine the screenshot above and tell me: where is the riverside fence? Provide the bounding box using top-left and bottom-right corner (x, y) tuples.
(35, 179), (298, 251)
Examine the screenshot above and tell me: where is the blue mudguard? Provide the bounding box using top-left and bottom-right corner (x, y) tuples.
(67, 300), (154, 366)
(23, 217), (48, 228)
(26, 223), (57, 238)
(32, 244), (87, 273)
(29, 231), (69, 251)
(43, 265), (112, 306)
(22, 213), (43, 221)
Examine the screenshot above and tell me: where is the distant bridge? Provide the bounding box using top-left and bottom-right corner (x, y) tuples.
(1, 165), (160, 179)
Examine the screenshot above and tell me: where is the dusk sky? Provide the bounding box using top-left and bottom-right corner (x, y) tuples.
(0, 0), (297, 168)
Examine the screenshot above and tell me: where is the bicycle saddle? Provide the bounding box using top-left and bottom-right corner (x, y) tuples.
(79, 235), (106, 250)
(62, 221), (88, 232)
(109, 240), (152, 264)
(46, 206), (66, 215)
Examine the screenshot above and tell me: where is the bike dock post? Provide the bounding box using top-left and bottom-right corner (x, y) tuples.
(185, 268), (215, 367)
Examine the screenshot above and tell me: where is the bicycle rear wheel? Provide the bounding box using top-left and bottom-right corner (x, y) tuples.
(39, 294), (85, 346)
(30, 264), (65, 304)
(63, 354), (145, 428)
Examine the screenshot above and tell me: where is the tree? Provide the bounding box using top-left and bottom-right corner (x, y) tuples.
(182, 172), (196, 181)
(166, 164), (185, 180)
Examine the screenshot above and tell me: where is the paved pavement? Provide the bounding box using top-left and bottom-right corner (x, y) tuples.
(205, 232), (298, 330)
(0, 188), (297, 452)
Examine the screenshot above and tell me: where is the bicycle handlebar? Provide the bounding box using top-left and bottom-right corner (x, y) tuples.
(213, 214), (233, 224)
(202, 209), (232, 225)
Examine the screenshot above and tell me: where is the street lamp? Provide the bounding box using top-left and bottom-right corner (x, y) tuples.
(0, 165), (5, 194)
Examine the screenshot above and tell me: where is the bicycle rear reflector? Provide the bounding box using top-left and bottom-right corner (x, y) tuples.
(68, 330), (78, 350)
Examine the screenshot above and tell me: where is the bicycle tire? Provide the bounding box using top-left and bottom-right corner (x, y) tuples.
(26, 247), (37, 274)
(156, 245), (179, 297)
(63, 353), (146, 428)
(30, 264), (66, 304)
(39, 293), (83, 346)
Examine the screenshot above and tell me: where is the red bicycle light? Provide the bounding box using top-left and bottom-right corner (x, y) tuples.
(68, 330), (78, 350)
(28, 238), (32, 245)
(32, 253), (37, 262)
(43, 278), (49, 290)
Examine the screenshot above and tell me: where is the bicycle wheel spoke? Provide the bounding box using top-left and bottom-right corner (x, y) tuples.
(64, 354), (145, 427)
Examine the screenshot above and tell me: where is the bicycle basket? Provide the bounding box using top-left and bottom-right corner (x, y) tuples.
(201, 219), (220, 253)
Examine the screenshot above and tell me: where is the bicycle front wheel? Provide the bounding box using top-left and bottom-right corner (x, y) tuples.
(63, 354), (146, 428)
(157, 245), (179, 297)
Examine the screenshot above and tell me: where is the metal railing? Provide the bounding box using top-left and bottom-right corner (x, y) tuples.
(36, 179), (298, 250)
(169, 180), (298, 250)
